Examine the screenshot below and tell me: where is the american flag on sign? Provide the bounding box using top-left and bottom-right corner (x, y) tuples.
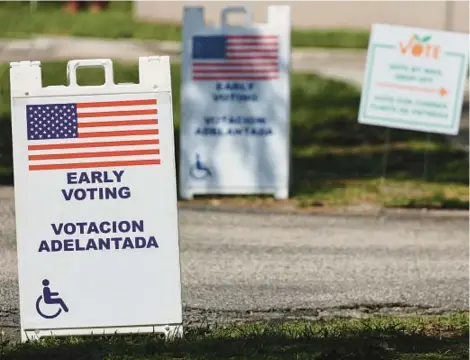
(26, 99), (160, 171)
(191, 35), (280, 81)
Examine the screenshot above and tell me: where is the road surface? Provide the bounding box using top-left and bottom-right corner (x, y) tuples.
(0, 186), (468, 341)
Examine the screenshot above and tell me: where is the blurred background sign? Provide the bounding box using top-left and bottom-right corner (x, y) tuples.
(179, 5), (291, 200)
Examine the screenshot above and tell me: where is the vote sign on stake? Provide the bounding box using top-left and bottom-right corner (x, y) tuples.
(358, 23), (469, 135)
(10, 58), (183, 341)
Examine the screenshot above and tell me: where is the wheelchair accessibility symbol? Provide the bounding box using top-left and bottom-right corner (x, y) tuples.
(189, 153), (212, 179)
(36, 279), (69, 319)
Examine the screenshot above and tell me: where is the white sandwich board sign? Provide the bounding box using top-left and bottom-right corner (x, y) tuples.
(358, 23), (469, 135)
(179, 6), (291, 200)
(10, 57), (183, 341)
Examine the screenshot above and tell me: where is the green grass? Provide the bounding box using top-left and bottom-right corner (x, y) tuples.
(0, 61), (467, 209)
(0, 1), (370, 49)
(1, 314), (468, 359)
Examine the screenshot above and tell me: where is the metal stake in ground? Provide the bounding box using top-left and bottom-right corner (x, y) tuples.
(422, 132), (432, 180)
(380, 128), (391, 192)
(421, 2), (455, 181)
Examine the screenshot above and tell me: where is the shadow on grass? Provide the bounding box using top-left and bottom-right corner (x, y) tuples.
(2, 324), (468, 360)
(0, 117), (12, 185)
(386, 194), (469, 210)
(288, 74), (468, 206)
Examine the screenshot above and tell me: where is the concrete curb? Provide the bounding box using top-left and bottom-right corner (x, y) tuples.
(0, 185), (467, 220)
(178, 202), (469, 221)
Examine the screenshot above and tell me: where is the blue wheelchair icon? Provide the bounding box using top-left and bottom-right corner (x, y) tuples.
(36, 279), (69, 320)
(189, 153), (212, 179)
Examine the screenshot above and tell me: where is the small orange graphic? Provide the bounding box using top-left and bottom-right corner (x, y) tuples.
(439, 88), (448, 96)
(399, 34), (441, 60)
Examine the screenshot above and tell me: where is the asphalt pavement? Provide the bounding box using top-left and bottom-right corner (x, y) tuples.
(0, 186), (468, 341)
